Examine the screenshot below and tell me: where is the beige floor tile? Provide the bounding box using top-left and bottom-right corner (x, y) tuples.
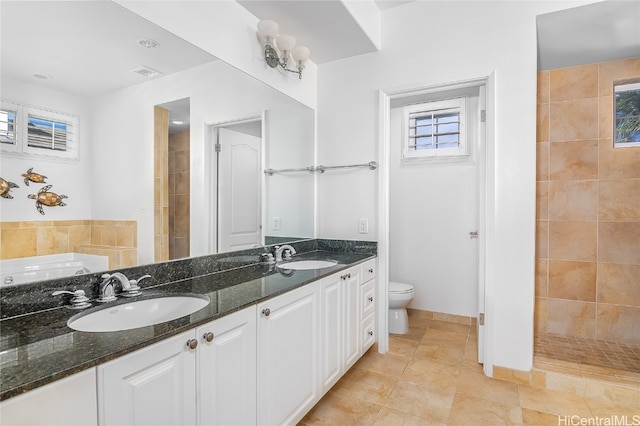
(429, 320), (471, 335)
(519, 385), (593, 418)
(413, 343), (465, 367)
(356, 350), (411, 378)
(447, 392), (523, 425)
(388, 335), (420, 358)
(300, 393), (382, 425)
(422, 328), (469, 347)
(384, 380), (455, 424)
(330, 367), (399, 406)
(521, 408), (561, 425)
(373, 407), (444, 426)
(585, 398), (640, 418)
(456, 366), (521, 406)
(392, 326), (428, 342)
(400, 358), (461, 391)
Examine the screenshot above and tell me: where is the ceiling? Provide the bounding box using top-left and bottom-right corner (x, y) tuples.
(537, 0), (640, 70)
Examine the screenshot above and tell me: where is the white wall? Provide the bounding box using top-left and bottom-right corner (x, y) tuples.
(91, 60), (314, 264)
(0, 78), (92, 221)
(317, 1), (593, 372)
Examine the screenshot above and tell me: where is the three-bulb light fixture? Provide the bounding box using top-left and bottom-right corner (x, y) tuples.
(256, 20), (311, 79)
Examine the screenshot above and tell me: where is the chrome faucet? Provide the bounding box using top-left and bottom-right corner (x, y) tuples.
(97, 272), (130, 302)
(274, 245), (296, 262)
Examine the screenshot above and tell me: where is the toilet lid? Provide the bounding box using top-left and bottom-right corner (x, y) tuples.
(389, 281), (414, 294)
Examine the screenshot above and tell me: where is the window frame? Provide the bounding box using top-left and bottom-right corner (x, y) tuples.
(614, 81), (640, 149)
(1, 100), (80, 160)
(402, 97), (467, 162)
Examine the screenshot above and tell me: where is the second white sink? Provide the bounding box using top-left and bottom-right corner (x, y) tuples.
(277, 260), (338, 270)
(68, 294), (210, 332)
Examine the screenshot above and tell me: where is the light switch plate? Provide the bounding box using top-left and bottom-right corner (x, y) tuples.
(358, 218), (368, 234)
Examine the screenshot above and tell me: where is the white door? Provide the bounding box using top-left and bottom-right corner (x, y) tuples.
(217, 127), (262, 252)
(197, 306), (257, 426)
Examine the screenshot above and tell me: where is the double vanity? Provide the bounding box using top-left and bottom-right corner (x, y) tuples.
(0, 239), (377, 425)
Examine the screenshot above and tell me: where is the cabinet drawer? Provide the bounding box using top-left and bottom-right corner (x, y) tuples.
(361, 279), (375, 318)
(361, 313), (375, 352)
(361, 259), (376, 282)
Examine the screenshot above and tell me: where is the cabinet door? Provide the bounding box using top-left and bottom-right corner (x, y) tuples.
(197, 306), (257, 426)
(320, 272), (342, 392)
(0, 369), (97, 426)
(257, 281), (320, 426)
(343, 266), (361, 371)
(97, 330), (197, 426)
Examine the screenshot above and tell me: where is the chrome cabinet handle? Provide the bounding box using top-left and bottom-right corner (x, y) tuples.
(203, 332), (214, 343)
(262, 308), (271, 317)
(368, 296), (374, 302)
(368, 330), (374, 336)
(186, 339), (198, 350)
(368, 268), (374, 274)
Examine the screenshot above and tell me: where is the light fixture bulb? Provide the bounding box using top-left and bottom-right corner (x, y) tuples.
(276, 34), (296, 53)
(292, 46), (310, 65)
(257, 20), (279, 43)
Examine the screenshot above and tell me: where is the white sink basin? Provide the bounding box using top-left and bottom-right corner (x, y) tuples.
(67, 294), (210, 332)
(277, 260), (338, 270)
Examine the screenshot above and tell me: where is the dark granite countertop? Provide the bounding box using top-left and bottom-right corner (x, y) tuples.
(0, 248), (375, 401)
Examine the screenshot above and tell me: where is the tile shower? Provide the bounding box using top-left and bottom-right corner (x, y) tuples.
(535, 57), (640, 371)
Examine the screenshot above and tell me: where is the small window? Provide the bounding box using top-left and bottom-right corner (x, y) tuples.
(1, 100), (79, 159)
(403, 97), (467, 161)
(614, 81), (640, 148)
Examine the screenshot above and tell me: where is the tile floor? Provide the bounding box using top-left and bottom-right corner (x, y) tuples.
(300, 311), (640, 425)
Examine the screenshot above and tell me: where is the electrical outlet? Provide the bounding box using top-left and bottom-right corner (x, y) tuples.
(358, 218), (368, 234)
(272, 217), (281, 231)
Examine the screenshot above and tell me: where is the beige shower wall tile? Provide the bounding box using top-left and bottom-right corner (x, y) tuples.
(68, 225), (92, 250)
(537, 103), (549, 143)
(599, 179), (640, 221)
(596, 304), (640, 343)
(548, 221), (597, 262)
(548, 260), (596, 302)
(535, 259), (548, 297)
(535, 297), (547, 335)
(537, 71), (550, 104)
(549, 140), (598, 180)
(550, 64), (598, 102)
(598, 57), (640, 96)
(548, 180), (598, 221)
(597, 263), (640, 307)
(537, 142), (549, 181)
(598, 222), (640, 264)
(599, 95), (613, 139)
(116, 226), (134, 247)
(536, 182), (548, 220)
(549, 98), (598, 142)
(536, 221), (549, 259)
(546, 299), (596, 338)
(599, 138), (640, 179)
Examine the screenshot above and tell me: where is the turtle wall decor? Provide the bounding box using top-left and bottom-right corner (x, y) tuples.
(27, 185), (68, 215)
(22, 167), (48, 186)
(0, 177), (19, 199)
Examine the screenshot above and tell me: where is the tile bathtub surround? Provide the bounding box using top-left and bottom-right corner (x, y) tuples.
(301, 311), (640, 425)
(168, 129), (190, 260)
(536, 57), (640, 344)
(0, 220), (137, 263)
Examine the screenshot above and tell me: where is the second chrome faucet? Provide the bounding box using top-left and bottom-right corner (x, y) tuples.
(98, 272), (151, 302)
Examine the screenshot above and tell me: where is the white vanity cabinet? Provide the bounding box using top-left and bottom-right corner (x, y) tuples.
(97, 306), (257, 426)
(0, 369), (98, 426)
(196, 306), (257, 426)
(257, 281), (321, 426)
(97, 329), (198, 426)
(360, 259), (377, 352)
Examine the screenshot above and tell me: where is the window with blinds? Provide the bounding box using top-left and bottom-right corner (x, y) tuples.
(402, 97), (467, 160)
(1, 100), (78, 159)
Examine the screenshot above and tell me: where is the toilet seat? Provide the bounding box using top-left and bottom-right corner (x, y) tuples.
(389, 281), (413, 294)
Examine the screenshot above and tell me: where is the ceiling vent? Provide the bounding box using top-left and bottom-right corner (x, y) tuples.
(132, 65), (163, 78)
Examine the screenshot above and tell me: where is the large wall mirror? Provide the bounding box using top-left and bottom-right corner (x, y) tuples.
(0, 1), (315, 268)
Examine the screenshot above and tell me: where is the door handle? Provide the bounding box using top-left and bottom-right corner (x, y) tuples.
(469, 231), (479, 239)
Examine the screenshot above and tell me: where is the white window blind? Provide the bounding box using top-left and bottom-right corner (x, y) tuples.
(1, 103), (19, 150)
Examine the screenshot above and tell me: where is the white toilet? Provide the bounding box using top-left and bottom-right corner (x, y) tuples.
(388, 281), (415, 334)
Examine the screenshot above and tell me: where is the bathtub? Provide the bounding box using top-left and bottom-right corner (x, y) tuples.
(1, 253), (109, 285)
